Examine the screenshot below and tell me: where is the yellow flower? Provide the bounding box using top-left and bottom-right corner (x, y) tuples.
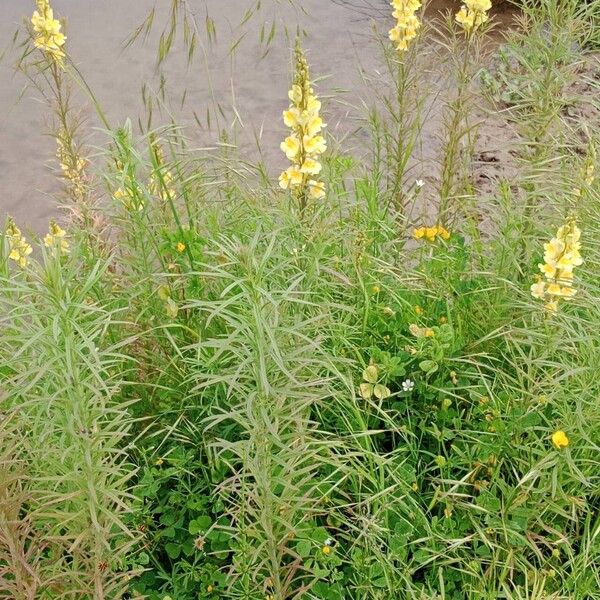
(279, 167), (303, 189)
(31, 0), (66, 63)
(6, 219), (33, 268)
(280, 135), (301, 161)
(43, 220), (70, 255)
(425, 226), (438, 242)
(551, 430), (569, 449)
(530, 280), (546, 299)
(414, 305), (424, 315)
(303, 135), (327, 155)
(305, 116), (325, 137)
(283, 108), (301, 128)
(322, 545), (332, 555)
(413, 227), (425, 240)
(538, 262), (556, 279)
(308, 180), (326, 200)
(300, 158), (322, 175)
(288, 84), (302, 103)
(175, 242), (186, 254)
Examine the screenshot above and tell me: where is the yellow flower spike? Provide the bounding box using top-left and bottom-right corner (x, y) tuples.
(438, 226), (451, 240)
(6, 219), (33, 268)
(532, 218), (582, 311)
(456, 0), (492, 34)
(389, 0), (422, 52)
(31, 0), (66, 64)
(279, 42), (326, 206)
(44, 220), (70, 255)
(551, 430), (569, 449)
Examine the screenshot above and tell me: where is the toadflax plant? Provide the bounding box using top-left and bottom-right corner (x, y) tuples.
(0, 240), (138, 599)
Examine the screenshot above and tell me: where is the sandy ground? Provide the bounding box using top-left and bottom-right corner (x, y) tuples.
(0, 0), (515, 233)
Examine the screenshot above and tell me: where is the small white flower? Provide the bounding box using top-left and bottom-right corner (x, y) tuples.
(415, 179), (425, 189)
(402, 379), (415, 392)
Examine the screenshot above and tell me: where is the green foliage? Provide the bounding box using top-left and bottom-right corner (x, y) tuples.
(2, 0), (600, 598)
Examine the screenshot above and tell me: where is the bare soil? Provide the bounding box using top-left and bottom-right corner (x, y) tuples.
(0, 0), (531, 233)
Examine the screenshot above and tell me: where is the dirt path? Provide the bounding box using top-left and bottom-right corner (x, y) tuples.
(0, 0), (516, 233)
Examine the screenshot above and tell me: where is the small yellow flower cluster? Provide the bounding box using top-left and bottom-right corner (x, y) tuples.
(5, 219), (33, 268)
(551, 430), (569, 449)
(413, 224), (451, 242)
(456, 0), (492, 33)
(44, 220), (70, 255)
(56, 135), (87, 199)
(531, 218), (582, 312)
(31, 0), (66, 63)
(279, 44), (326, 202)
(388, 0), (422, 52)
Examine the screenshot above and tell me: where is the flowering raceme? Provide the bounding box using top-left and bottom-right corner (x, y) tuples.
(44, 220), (70, 255)
(531, 218), (582, 312)
(279, 43), (326, 204)
(31, 0), (66, 63)
(389, 0), (422, 52)
(456, 0), (492, 33)
(5, 219), (33, 268)
(56, 134), (87, 200)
